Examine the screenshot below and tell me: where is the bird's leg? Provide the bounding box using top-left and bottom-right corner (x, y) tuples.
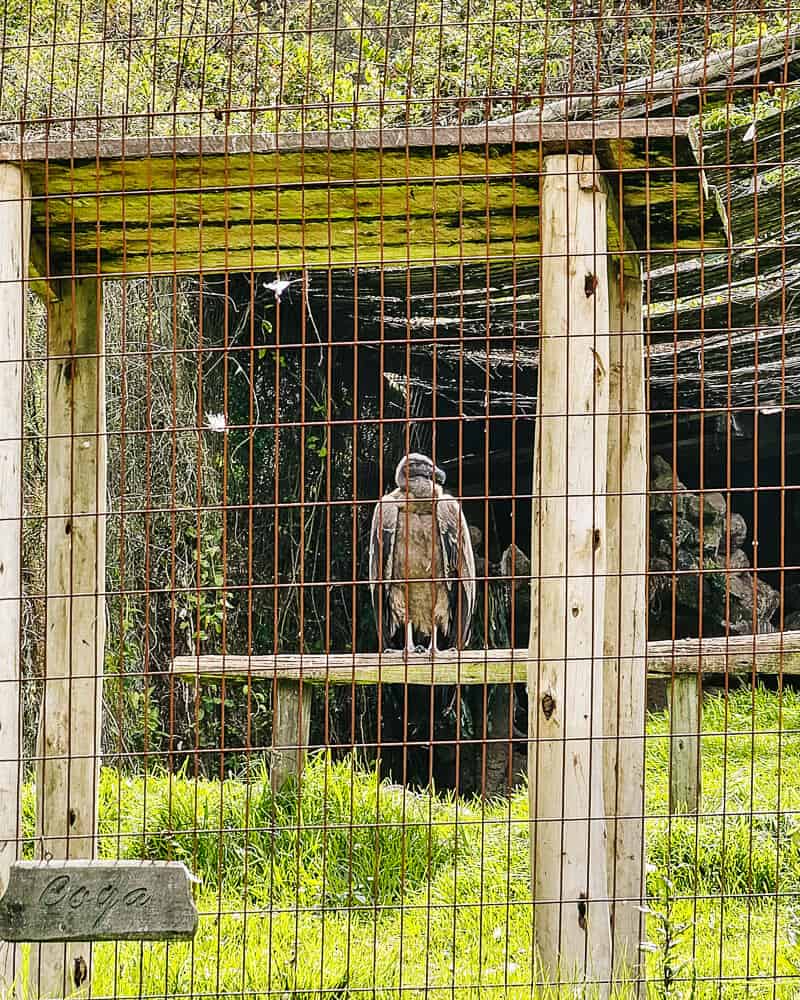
(425, 624), (439, 655)
(410, 621), (426, 654)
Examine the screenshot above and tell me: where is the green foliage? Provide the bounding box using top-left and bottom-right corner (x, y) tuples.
(646, 685), (800, 901)
(98, 754), (465, 907)
(176, 522), (232, 650)
(104, 598), (161, 753)
(647, 812), (800, 898)
(5, 0), (778, 139)
(700, 10), (800, 131)
(642, 874), (697, 1000)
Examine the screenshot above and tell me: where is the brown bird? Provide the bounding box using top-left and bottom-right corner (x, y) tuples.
(369, 453), (476, 653)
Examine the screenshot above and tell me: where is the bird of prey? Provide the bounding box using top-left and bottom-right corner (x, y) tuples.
(369, 453), (476, 653)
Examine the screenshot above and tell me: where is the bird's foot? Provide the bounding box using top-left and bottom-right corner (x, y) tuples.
(414, 644), (428, 654)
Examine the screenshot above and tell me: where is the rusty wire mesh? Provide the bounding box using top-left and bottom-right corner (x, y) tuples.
(0, 2), (799, 998)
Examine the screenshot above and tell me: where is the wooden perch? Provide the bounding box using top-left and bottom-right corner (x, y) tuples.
(171, 630), (800, 685)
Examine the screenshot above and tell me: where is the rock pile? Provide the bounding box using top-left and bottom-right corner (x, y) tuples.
(648, 455), (779, 639)
(496, 454), (781, 642)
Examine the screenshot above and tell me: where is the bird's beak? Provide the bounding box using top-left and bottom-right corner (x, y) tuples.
(434, 465), (446, 485)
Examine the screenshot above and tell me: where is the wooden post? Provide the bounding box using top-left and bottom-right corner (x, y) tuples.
(33, 277), (106, 997)
(604, 260), (647, 980)
(0, 164), (29, 993)
(669, 675), (701, 814)
(529, 154), (612, 992)
(271, 680), (312, 793)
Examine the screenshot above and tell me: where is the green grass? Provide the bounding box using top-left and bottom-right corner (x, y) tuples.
(20, 685), (800, 999)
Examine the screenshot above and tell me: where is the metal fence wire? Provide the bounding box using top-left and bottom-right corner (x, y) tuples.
(1, 2), (799, 998)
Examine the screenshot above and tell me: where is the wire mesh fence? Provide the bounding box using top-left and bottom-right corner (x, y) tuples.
(0, 2), (799, 998)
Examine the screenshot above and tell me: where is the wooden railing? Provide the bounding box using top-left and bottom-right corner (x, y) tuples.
(171, 629), (800, 812)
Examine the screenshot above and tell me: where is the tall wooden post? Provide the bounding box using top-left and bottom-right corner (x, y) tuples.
(0, 164), (29, 993)
(529, 154), (612, 992)
(605, 260), (647, 980)
(33, 277), (106, 997)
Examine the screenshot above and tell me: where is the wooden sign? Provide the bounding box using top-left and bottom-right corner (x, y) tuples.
(0, 861), (198, 942)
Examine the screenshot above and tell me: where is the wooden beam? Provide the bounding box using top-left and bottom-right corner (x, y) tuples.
(0, 119), (725, 281)
(529, 153), (612, 991)
(0, 162), (28, 993)
(649, 631), (800, 675)
(172, 648), (534, 684)
(171, 630), (800, 684)
(33, 277), (105, 998)
(605, 260), (647, 983)
(669, 675), (701, 814)
(0, 118), (694, 165)
(271, 680), (312, 794)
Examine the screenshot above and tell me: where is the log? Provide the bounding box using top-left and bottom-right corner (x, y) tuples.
(0, 163), (29, 993)
(650, 630), (800, 674)
(271, 680), (312, 793)
(171, 629), (800, 684)
(33, 277), (106, 997)
(495, 31), (800, 124)
(669, 675), (701, 814)
(529, 153), (612, 991)
(172, 648), (536, 685)
(605, 261), (647, 981)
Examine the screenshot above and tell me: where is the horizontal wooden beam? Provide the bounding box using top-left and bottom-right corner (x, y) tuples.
(174, 649), (528, 685)
(171, 629), (800, 685)
(0, 119), (726, 279)
(0, 119), (692, 165)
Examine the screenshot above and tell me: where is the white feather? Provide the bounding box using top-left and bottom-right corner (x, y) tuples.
(205, 412), (227, 433)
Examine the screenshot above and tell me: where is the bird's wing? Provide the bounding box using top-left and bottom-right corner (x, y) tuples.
(437, 493), (477, 648)
(369, 493), (401, 648)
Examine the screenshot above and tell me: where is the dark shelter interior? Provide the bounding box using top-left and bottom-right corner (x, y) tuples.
(203, 209), (800, 793)
(196, 78), (800, 794)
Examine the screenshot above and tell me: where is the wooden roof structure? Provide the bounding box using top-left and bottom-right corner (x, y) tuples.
(0, 118), (725, 284)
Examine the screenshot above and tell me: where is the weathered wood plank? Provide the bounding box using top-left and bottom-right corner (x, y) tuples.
(649, 631), (800, 675)
(173, 649), (533, 684)
(601, 175), (639, 276)
(23, 145), (536, 198)
(0, 119), (694, 165)
(0, 121), (726, 278)
(529, 153), (612, 991)
(32, 170), (712, 277)
(43, 199), (538, 275)
(495, 32), (800, 124)
(695, 99), (800, 172)
(0, 163), (28, 992)
(172, 630), (800, 683)
(0, 862), (198, 942)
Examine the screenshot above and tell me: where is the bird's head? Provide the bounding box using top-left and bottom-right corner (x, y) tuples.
(395, 453), (446, 488)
